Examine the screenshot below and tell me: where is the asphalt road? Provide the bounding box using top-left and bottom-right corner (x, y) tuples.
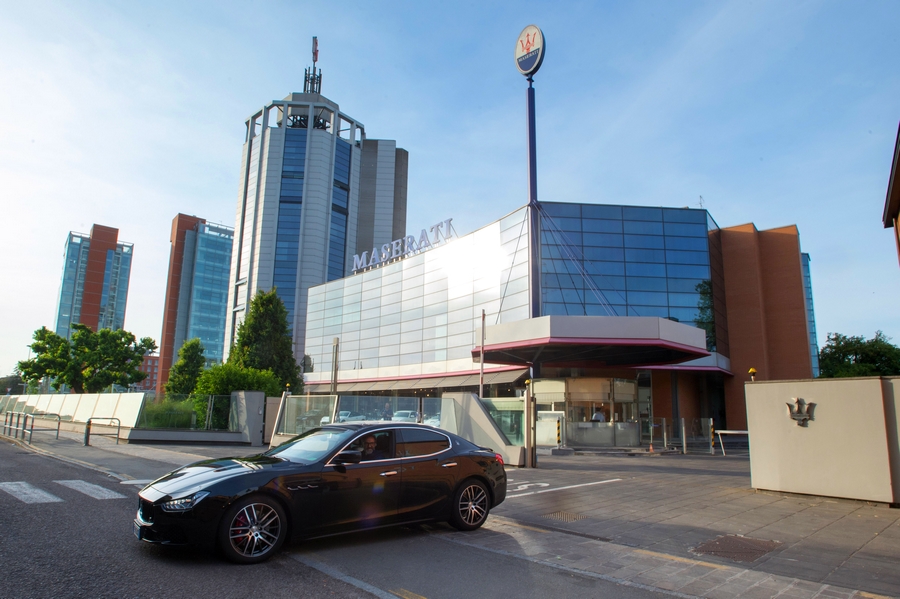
(0, 441), (673, 599)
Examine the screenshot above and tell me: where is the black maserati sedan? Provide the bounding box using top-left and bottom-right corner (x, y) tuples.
(134, 423), (507, 564)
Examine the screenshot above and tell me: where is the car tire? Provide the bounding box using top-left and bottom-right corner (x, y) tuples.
(218, 495), (287, 564)
(449, 479), (490, 531)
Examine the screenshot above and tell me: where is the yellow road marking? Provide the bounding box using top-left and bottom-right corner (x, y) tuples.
(634, 549), (729, 570)
(390, 589), (427, 599)
(857, 593), (896, 599)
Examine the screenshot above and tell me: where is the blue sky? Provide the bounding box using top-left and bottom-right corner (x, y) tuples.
(1, 0), (898, 375)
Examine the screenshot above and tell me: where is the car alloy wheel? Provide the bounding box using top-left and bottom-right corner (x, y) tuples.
(450, 479), (490, 531)
(219, 495), (287, 564)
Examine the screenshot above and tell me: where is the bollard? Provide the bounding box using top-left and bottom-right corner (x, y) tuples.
(83, 420), (91, 446)
(556, 417), (561, 449)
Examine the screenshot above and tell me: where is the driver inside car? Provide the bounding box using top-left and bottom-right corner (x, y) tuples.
(360, 434), (386, 460)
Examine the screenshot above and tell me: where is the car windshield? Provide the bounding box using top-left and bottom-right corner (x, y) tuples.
(265, 428), (355, 463)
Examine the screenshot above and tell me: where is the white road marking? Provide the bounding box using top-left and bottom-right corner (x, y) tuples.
(512, 482), (550, 492)
(0, 482), (64, 504)
(119, 480), (152, 486)
(506, 478), (622, 498)
(54, 480), (127, 499)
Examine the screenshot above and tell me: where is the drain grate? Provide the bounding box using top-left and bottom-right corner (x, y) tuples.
(692, 535), (782, 563)
(542, 511), (588, 523)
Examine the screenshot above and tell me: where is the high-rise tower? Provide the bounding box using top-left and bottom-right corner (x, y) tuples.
(225, 44), (408, 363)
(157, 214), (234, 394)
(55, 224), (133, 339)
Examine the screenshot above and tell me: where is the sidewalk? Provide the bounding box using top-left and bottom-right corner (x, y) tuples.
(7, 432), (899, 599)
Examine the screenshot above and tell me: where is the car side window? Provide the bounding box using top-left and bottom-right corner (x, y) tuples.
(347, 430), (395, 461)
(396, 428), (451, 458)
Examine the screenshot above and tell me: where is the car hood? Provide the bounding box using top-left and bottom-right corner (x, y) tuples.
(140, 454), (288, 502)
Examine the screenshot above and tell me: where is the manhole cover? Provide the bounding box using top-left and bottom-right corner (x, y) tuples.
(692, 535), (782, 563)
(542, 511), (587, 522)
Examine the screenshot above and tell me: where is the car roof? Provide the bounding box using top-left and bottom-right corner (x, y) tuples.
(321, 421), (435, 432)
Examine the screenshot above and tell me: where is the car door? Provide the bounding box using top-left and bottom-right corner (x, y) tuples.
(302, 429), (402, 536)
(396, 428), (456, 522)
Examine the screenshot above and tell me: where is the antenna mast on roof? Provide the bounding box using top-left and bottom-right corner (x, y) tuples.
(304, 36), (322, 94)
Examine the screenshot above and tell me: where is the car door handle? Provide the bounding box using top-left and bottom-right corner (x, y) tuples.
(380, 470), (399, 477)
(441, 462), (458, 468)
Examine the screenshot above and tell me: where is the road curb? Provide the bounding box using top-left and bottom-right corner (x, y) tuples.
(1, 434), (133, 481)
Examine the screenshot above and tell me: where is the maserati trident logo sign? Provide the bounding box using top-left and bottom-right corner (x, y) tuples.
(515, 25), (545, 77)
(786, 397), (816, 427)
(351, 218), (454, 274)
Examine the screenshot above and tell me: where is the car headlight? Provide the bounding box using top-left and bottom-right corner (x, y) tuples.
(161, 491), (210, 512)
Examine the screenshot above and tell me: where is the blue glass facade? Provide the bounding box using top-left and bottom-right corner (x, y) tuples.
(104, 245), (131, 331)
(329, 139), (352, 281)
(55, 231), (132, 338)
(274, 128), (307, 326)
(56, 234), (88, 339)
(538, 202), (725, 352)
(801, 253), (820, 377)
(186, 224), (233, 364)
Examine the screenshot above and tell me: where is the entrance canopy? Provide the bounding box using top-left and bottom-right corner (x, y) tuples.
(473, 315), (709, 368)
(303, 368), (529, 394)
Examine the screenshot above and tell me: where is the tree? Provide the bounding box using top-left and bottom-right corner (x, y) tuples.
(0, 373), (24, 395)
(164, 338), (206, 396)
(193, 363), (282, 429)
(228, 288), (301, 392)
(694, 279), (716, 351)
(818, 331), (900, 378)
(194, 363), (283, 397)
(18, 325), (157, 393)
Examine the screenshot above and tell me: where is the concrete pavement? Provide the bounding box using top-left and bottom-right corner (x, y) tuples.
(4, 430), (899, 599)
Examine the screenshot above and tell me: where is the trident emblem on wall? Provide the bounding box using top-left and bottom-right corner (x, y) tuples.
(786, 397), (816, 427)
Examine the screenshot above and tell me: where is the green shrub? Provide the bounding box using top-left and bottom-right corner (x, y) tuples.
(138, 398), (196, 429)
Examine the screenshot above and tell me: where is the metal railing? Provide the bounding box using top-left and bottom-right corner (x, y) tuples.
(671, 418), (715, 454)
(84, 417), (121, 446)
(2, 411), (61, 443)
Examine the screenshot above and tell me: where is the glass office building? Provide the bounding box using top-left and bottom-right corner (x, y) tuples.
(801, 253), (820, 377)
(538, 202), (727, 355)
(55, 225), (133, 339)
(305, 207), (531, 378)
(182, 222), (233, 364)
(304, 200), (817, 436)
(157, 216), (234, 394)
(225, 89), (408, 364)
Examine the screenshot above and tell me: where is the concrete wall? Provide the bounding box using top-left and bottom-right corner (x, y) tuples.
(230, 391), (265, 446)
(746, 377), (900, 504)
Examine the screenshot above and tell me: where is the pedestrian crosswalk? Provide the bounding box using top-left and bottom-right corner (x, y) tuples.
(0, 480), (128, 504)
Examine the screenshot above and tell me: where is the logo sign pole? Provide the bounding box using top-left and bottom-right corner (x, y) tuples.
(515, 25), (545, 323)
(516, 26), (545, 462)
(515, 24), (545, 207)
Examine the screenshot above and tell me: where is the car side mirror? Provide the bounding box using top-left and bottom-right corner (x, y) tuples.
(334, 450), (362, 465)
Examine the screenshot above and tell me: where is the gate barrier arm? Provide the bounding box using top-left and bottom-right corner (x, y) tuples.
(715, 430), (749, 456)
